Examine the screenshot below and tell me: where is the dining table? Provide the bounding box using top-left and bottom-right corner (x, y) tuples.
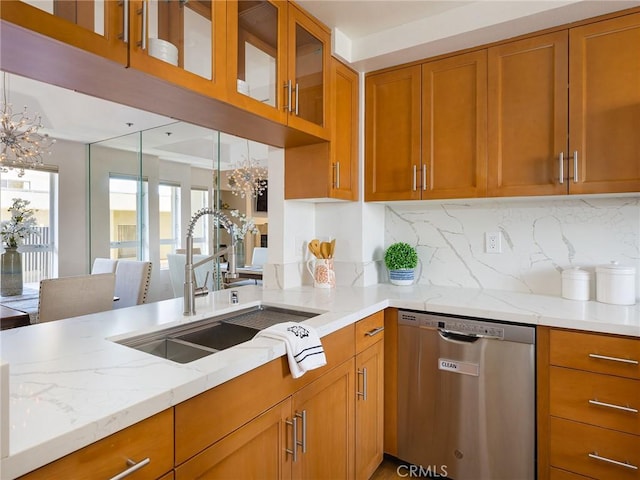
(0, 284), (39, 327)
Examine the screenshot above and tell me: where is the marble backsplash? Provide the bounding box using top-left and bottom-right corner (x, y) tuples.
(384, 195), (640, 299)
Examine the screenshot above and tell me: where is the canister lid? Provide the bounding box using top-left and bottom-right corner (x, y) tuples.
(562, 267), (591, 279)
(596, 261), (636, 275)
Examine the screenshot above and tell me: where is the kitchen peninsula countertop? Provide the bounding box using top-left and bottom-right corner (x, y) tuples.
(1, 284), (639, 479)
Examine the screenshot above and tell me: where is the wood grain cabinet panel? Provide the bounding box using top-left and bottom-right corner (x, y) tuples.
(422, 50), (488, 199)
(487, 31), (569, 196)
(0, 0), (127, 64)
(569, 13), (640, 194)
(365, 65), (422, 201)
(20, 409), (174, 480)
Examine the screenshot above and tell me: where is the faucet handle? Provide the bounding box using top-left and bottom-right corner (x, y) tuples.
(194, 271), (210, 297)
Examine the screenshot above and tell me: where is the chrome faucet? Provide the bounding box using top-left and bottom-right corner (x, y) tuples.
(183, 208), (239, 315)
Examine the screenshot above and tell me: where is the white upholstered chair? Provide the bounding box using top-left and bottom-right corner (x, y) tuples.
(37, 273), (116, 323)
(91, 257), (118, 274)
(250, 247), (268, 267)
(113, 260), (152, 309)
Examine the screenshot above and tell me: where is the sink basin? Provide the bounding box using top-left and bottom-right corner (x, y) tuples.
(115, 305), (320, 363)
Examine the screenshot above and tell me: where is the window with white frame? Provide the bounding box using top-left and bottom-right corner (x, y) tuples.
(0, 168), (57, 283)
(159, 182), (180, 269)
(109, 175), (147, 261)
(190, 187), (209, 255)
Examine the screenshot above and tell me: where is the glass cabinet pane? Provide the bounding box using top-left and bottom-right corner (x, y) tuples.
(146, 0), (213, 79)
(236, 1), (279, 107)
(295, 23), (324, 127)
(21, 0), (107, 36)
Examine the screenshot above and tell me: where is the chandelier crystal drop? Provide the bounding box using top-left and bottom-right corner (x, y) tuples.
(227, 156), (267, 199)
(0, 73), (56, 177)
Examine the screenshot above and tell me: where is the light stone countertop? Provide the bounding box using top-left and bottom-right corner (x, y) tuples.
(1, 283), (639, 479)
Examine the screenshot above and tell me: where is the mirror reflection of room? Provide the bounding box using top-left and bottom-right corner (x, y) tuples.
(0, 71), (270, 309)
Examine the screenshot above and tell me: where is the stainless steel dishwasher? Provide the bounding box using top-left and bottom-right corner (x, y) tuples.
(397, 310), (535, 480)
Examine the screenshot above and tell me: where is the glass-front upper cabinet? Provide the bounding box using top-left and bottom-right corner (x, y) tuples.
(0, 0), (128, 64)
(129, 0), (228, 98)
(227, 0), (330, 139)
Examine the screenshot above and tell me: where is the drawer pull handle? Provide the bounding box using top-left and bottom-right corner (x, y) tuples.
(588, 452), (638, 470)
(357, 367), (368, 400)
(588, 353), (639, 365)
(109, 457), (150, 480)
(365, 326), (384, 337)
(589, 399), (638, 414)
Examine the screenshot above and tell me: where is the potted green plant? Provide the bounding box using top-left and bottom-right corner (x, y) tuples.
(384, 242), (418, 286)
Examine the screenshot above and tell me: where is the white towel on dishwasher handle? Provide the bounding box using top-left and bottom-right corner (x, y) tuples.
(255, 322), (327, 378)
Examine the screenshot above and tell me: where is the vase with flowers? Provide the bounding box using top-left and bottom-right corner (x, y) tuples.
(1, 198), (38, 296)
(229, 209), (259, 267)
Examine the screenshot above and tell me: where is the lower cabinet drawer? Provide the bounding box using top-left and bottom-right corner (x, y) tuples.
(550, 366), (640, 435)
(20, 409), (174, 480)
(550, 467), (593, 480)
(550, 417), (640, 480)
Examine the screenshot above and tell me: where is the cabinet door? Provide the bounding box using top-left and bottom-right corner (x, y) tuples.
(355, 340), (384, 480)
(330, 58), (359, 200)
(365, 66), (422, 201)
(286, 3), (331, 139)
(422, 50), (487, 199)
(569, 13), (640, 194)
(227, 0), (288, 125)
(175, 398), (292, 480)
(488, 32), (569, 196)
(129, 0), (228, 98)
(292, 359), (355, 479)
(0, 0), (127, 64)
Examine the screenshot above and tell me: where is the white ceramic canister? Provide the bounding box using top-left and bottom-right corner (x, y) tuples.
(596, 261), (636, 305)
(561, 267), (592, 301)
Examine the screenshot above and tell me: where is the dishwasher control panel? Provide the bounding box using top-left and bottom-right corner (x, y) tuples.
(398, 310), (506, 339)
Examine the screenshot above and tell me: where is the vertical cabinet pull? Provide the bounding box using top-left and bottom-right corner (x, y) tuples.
(284, 80), (293, 113)
(572, 150), (579, 183)
(137, 2), (147, 50)
(356, 367), (368, 401)
(109, 458), (150, 480)
(332, 162), (340, 189)
(422, 164), (427, 191)
(588, 353), (639, 365)
(285, 417), (298, 462)
(119, 0), (129, 43)
(412, 165), (417, 191)
(588, 452), (638, 470)
(295, 410), (307, 453)
(294, 83), (300, 116)
(558, 152), (564, 184)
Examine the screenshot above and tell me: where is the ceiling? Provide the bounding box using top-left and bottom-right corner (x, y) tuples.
(2, 0), (639, 166)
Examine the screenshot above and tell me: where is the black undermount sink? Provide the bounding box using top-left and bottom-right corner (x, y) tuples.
(115, 305), (319, 364)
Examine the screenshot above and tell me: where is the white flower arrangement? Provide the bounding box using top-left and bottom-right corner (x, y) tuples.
(1, 198), (38, 248)
(229, 209), (259, 241)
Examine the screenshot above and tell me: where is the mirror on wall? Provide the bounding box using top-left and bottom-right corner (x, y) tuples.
(1, 70), (270, 300)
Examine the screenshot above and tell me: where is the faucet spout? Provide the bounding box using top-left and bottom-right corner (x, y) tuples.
(183, 208), (239, 316)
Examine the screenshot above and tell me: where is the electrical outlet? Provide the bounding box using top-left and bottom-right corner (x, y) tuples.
(485, 232), (502, 253)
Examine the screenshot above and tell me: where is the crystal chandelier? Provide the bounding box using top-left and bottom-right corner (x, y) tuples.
(0, 73), (56, 177)
(227, 156), (267, 199)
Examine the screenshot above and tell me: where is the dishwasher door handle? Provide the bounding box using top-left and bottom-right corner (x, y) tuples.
(438, 329), (481, 343)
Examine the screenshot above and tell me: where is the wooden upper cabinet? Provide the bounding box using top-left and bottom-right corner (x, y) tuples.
(129, 0), (228, 99)
(284, 57), (358, 200)
(422, 50), (488, 199)
(365, 65), (422, 201)
(568, 13), (640, 194)
(487, 32), (569, 197)
(227, 1), (330, 139)
(0, 0), (128, 64)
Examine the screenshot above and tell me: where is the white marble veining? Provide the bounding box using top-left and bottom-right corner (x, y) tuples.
(1, 283), (639, 479)
(385, 195), (640, 298)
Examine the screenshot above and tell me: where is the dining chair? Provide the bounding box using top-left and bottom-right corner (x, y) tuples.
(91, 257), (118, 274)
(167, 254), (217, 298)
(37, 273), (116, 323)
(113, 260), (152, 309)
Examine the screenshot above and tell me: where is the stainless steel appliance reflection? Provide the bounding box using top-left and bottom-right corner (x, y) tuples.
(397, 310), (535, 480)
